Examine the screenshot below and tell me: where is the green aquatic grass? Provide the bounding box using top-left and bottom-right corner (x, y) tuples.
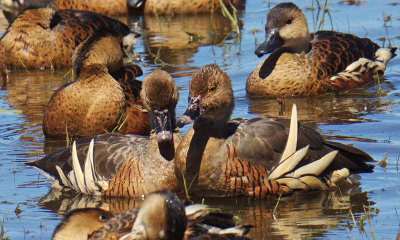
(219, 0), (240, 35)
(311, 0), (334, 31)
(0, 214), (9, 240)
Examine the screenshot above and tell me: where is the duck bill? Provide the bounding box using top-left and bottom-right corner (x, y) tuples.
(255, 28), (284, 57)
(151, 110), (174, 161)
(177, 97), (201, 128)
(127, 0), (144, 8)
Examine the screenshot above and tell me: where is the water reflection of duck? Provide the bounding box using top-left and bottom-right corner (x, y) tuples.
(51, 190), (250, 240)
(42, 29), (149, 139)
(143, 14), (241, 74)
(247, 2), (397, 97)
(0, 7), (135, 69)
(29, 68), (181, 197)
(247, 93), (393, 126)
(202, 187), (372, 239)
(176, 64), (374, 198)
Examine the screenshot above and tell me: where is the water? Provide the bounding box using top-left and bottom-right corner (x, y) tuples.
(0, 0), (400, 239)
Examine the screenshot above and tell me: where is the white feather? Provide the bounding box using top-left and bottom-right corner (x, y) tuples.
(286, 150), (338, 178)
(280, 104), (298, 163)
(71, 141), (87, 193)
(55, 165), (71, 188)
(83, 139), (98, 193)
(268, 145), (309, 180)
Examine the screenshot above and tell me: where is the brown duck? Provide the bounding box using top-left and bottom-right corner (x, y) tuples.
(176, 64), (374, 198)
(52, 190), (250, 240)
(0, 7), (136, 69)
(8, 0), (244, 16)
(42, 29), (149, 139)
(29, 69), (181, 197)
(51, 0), (141, 16)
(136, 0), (245, 15)
(247, 2), (397, 97)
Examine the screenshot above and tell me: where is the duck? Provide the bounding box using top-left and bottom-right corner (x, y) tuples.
(5, 0), (244, 16)
(28, 68), (181, 197)
(55, 0), (245, 15)
(0, 7), (137, 69)
(246, 2), (397, 97)
(136, 0), (245, 15)
(50, 0), (142, 16)
(175, 64), (374, 198)
(52, 190), (251, 240)
(42, 29), (149, 139)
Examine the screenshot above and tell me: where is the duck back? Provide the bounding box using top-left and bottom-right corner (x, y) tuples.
(309, 31), (380, 88)
(0, 8), (130, 68)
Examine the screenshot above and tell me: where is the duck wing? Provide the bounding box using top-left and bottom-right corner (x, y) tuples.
(27, 133), (149, 181)
(111, 63), (143, 101)
(52, 9), (130, 49)
(225, 117), (374, 174)
(308, 31), (380, 81)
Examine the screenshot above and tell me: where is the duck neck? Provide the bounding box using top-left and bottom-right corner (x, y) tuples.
(150, 128), (180, 161)
(176, 116), (228, 190)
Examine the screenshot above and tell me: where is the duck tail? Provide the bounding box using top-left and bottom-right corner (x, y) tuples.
(324, 140), (374, 173)
(390, 47), (397, 58)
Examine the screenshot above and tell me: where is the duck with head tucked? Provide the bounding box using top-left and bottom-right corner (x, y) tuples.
(52, 190), (251, 240)
(0, 7), (137, 69)
(134, 0), (245, 15)
(247, 2), (397, 97)
(6, 0), (245, 16)
(42, 29), (149, 139)
(176, 64), (374, 198)
(52, 0), (244, 15)
(29, 68), (181, 197)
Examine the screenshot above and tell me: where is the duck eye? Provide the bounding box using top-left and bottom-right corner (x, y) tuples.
(286, 18), (293, 25)
(209, 86), (216, 93)
(99, 215), (109, 221)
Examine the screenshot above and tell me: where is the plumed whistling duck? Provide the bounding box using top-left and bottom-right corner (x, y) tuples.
(52, 190), (250, 240)
(51, 0), (142, 16)
(0, 7), (136, 69)
(28, 69), (181, 197)
(7, 0), (244, 16)
(176, 64), (374, 198)
(42, 29), (149, 139)
(247, 2), (397, 97)
(136, 0), (245, 15)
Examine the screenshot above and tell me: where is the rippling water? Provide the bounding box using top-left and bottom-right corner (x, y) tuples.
(0, 0), (400, 239)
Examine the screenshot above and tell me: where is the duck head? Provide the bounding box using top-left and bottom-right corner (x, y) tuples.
(72, 29), (124, 80)
(129, 190), (187, 240)
(52, 208), (113, 240)
(141, 69), (179, 161)
(177, 64), (234, 132)
(256, 2), (310, 57)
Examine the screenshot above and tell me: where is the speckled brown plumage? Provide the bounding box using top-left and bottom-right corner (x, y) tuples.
(176, 64), (374, 198)
(0, 8), (130, 69)
(42, 30), (149, 139)
(53, 0), (130, 16)
(29, 69), (181, 198)
(247, 2), (396, 97)
(142, 0), (245, 15)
